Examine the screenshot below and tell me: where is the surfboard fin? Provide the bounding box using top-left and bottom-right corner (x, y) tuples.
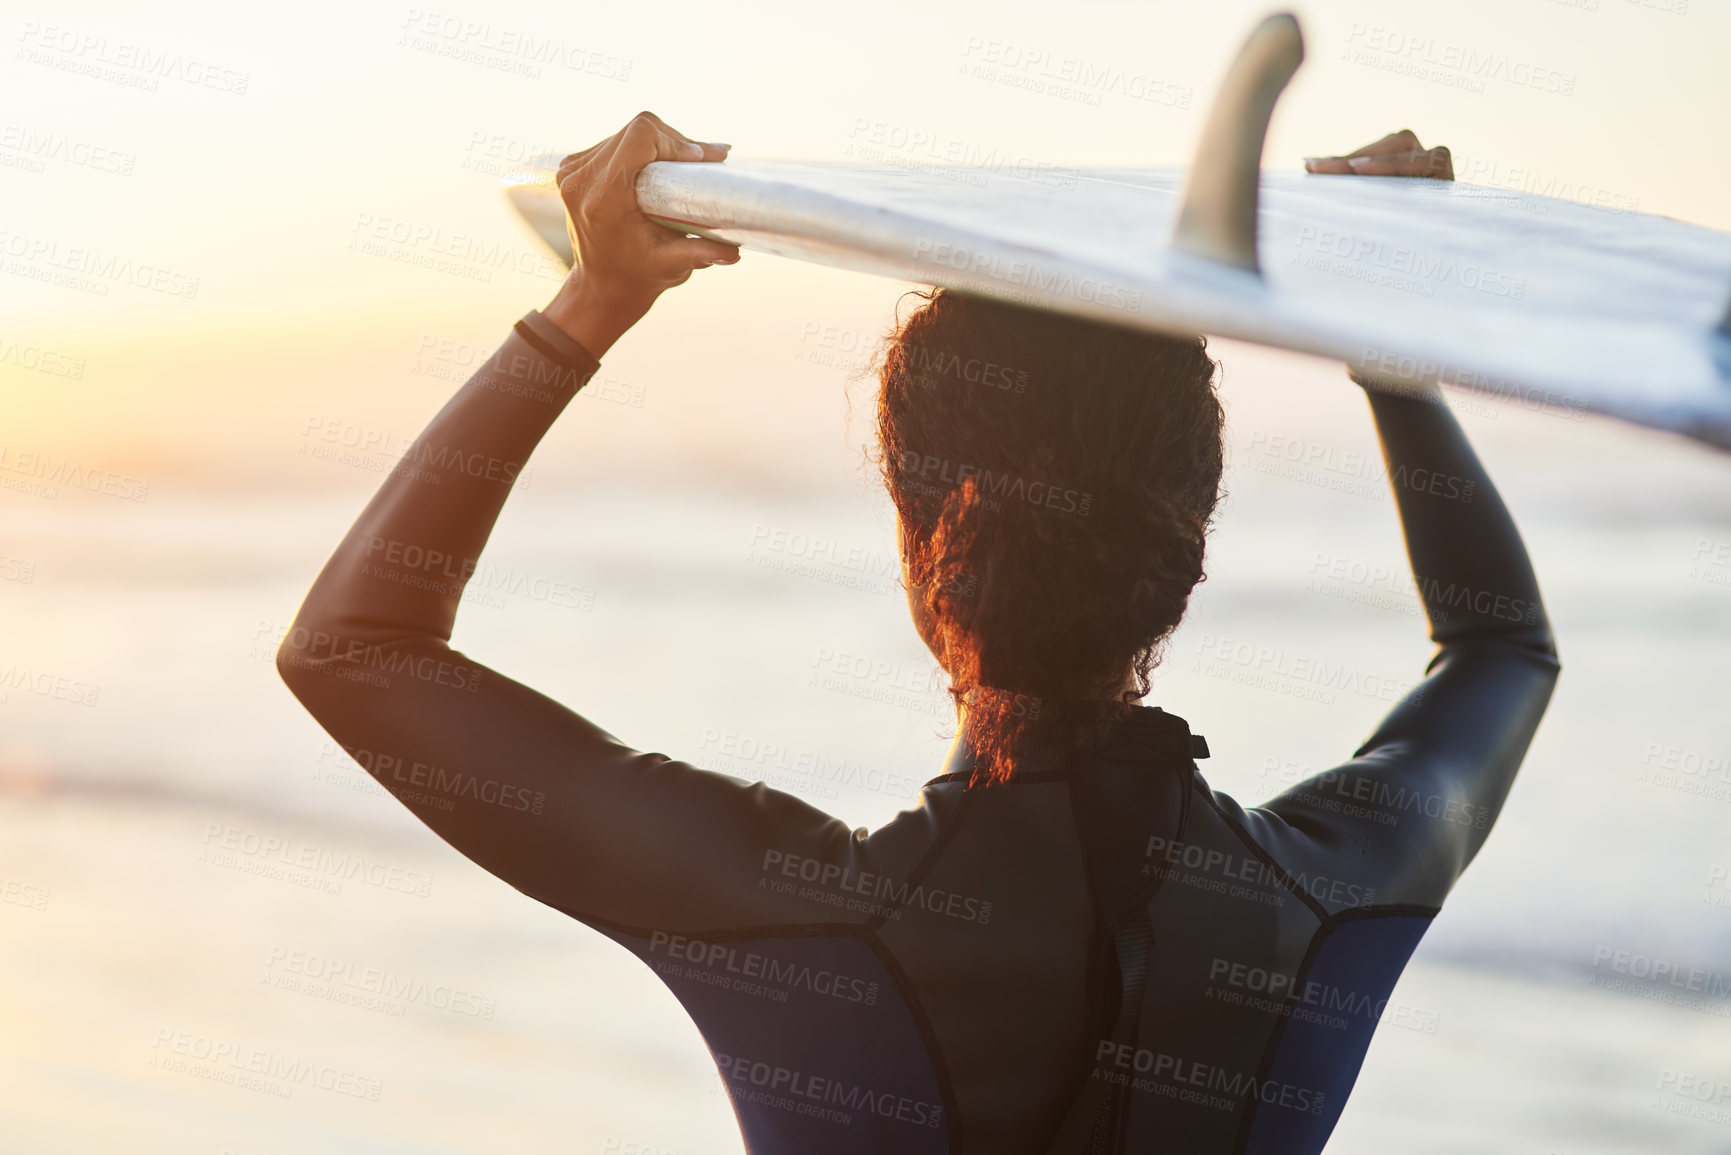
(1171, 13), (1305, 275)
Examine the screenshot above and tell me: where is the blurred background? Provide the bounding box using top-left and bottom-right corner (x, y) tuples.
(3, 0), (1730, 1151)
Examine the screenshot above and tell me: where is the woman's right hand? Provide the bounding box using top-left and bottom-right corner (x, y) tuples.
(543, 112), (739, 355)
(1304, 129), (1453, 180)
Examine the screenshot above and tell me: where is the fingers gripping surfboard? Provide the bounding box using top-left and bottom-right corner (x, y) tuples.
(505, 13), (1731, 452)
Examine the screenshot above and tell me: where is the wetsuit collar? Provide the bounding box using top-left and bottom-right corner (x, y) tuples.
(926, 705), (1205, 787)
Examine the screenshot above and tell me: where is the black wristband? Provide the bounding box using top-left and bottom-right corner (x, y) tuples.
(515, 309), (601, 374)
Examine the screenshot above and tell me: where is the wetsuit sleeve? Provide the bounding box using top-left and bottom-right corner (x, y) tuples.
(1251, 380), (1561, 909)
(275, 312), (863, 934)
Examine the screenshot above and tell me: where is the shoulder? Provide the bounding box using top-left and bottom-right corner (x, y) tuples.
(1189, 772), (1440, 917)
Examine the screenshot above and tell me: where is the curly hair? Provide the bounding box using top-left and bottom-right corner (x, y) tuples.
(875, 289), (1224, 786)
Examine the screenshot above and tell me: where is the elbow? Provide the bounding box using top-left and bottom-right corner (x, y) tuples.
(1508, 619), (1559, 670)
(1501, 624), (1561, 680)
(275, 609), (341, 705)
(1523, 607), (1561, 669)
(275, 617), (318, 701)
(1434, 607), (1559, 669)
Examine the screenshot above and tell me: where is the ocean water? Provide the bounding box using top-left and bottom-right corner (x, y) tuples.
(3, 342), (1731, 1153)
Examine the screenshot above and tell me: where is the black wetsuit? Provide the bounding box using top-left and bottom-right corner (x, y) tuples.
(278, 310), (1559, 1155)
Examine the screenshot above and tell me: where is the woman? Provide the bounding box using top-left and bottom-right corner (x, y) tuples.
(278, 115), (1557, 1154)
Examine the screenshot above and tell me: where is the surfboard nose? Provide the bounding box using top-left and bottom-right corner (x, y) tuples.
(1171, 12), (1306, 275)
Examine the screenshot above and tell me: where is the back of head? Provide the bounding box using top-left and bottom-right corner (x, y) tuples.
(875, 290), (1224, 785)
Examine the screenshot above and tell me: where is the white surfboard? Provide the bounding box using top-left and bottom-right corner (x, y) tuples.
(504, 14), (1731, 451)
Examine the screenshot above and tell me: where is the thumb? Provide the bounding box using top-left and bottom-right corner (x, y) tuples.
(683, 236), (742, 267)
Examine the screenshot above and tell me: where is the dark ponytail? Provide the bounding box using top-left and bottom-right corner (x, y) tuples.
(876, 290), (1224, 786)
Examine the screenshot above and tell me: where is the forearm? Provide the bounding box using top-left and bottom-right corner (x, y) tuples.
(282, 308), (598, 656)
(1362, 381), (1556, 657)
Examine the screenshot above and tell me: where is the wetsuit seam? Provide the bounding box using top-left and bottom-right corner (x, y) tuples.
(1229, 923), (1331, 1155)
(1229, 905), (1440, 1154)
(864, 787), (977, 934)
(1062, 775), (1115, 1150)
(1192, 779), (1333, 924)
(1321, 902), (1440, 930)
(1122, 760), (1197, 914)
(856, 927), (966, 1153)
(1062, 758), (1196, 1152)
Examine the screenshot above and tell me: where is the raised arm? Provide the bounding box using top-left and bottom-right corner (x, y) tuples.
(1248, 133), (1560, 910)
(275, 115), (865, 935)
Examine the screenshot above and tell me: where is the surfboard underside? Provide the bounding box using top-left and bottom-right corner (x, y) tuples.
(507, 161), (1731, 452)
